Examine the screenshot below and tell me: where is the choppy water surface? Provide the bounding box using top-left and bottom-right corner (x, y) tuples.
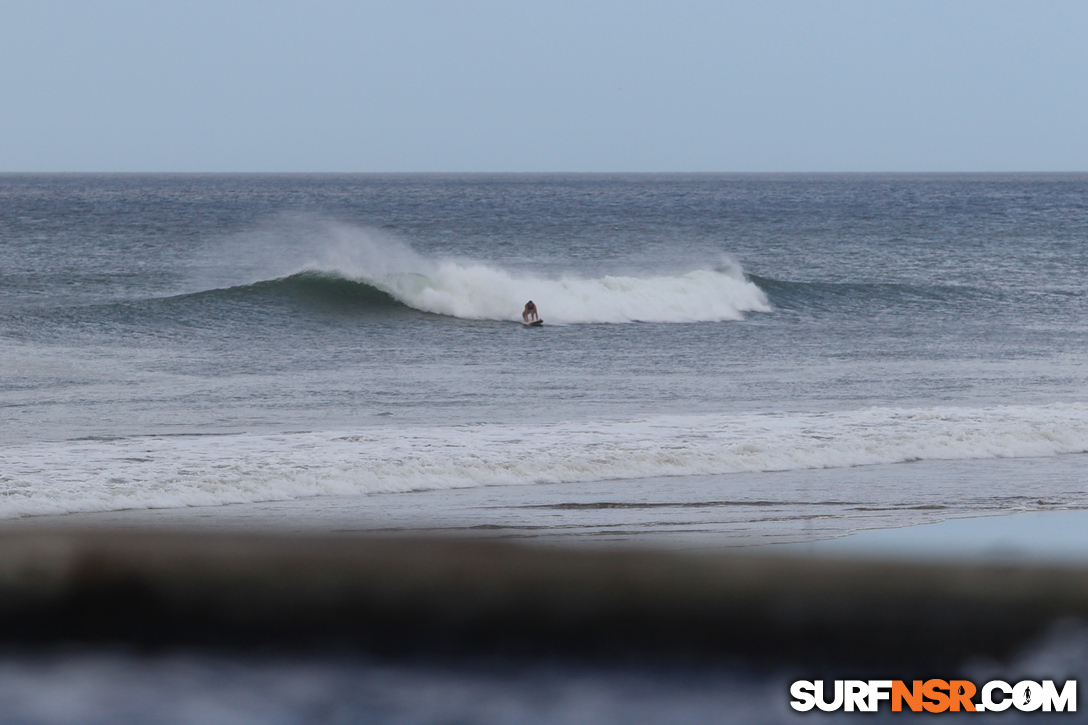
(1, 174), (1086, 525)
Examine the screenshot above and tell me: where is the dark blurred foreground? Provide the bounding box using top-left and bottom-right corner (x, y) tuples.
(0, 531), (1084, 723)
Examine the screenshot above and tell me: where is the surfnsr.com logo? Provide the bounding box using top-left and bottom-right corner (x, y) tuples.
(790, 680), (1076, 713)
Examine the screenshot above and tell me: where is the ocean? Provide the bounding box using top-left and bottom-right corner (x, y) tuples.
(2, 173), (1087, 539)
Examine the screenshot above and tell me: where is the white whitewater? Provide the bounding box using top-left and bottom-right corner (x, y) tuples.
(364, 260), (772, 324)
(4, 403), (1088, 519)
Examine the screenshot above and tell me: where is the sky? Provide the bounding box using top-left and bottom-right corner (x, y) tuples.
(1, 1), (1086, 172)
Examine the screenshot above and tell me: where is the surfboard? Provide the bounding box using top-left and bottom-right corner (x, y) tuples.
(522, 319), (544, 327)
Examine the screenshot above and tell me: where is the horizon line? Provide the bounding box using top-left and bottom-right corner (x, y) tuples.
(2, 170), (1087, 176)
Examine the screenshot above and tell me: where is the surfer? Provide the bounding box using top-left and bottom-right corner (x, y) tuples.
(522, 300), (539, 322)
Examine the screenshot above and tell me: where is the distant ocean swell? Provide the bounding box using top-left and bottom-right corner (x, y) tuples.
(2, 403), (1087, 519)
(746, 274), (1002, 312)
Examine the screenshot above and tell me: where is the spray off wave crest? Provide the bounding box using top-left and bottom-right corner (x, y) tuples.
(3, 403), (1088, 520)
(213, 222), (771, 323)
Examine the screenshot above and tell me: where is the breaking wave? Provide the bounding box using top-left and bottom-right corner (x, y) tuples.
(2, 403), (1088, 519)
(184, 222), (771, 324)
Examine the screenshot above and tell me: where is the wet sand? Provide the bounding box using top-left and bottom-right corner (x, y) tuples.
(3, 457), (1082, 552)
(782, 508), (1088, 562)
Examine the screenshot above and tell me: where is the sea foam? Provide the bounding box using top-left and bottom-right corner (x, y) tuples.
(364, 260), (772, 323)
(2, 403), (1087, 520)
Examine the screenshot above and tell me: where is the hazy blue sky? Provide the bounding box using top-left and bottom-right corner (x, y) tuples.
(2, 1), (1085, 172)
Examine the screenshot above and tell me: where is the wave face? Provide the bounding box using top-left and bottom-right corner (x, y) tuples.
(188, 271), (405, 310)
(191, 224), (772, 324)
(3, 403), (1087, 520)
(747, 274), (999, 313)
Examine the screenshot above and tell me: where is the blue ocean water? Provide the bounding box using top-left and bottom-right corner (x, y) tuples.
(1, 174), (1087, 522)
